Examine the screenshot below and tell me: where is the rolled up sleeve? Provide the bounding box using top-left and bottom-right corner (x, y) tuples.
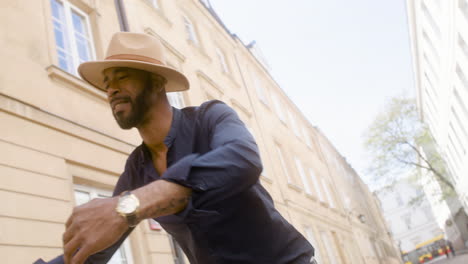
(161, 102), (263, 203)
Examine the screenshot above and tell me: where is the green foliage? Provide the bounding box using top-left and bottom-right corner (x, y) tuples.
(363, 96), (455, 196)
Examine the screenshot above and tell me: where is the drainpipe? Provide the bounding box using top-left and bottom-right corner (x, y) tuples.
(115, 0), (129, 31)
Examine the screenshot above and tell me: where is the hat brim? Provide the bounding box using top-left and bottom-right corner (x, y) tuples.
(78, 60), (190, 93)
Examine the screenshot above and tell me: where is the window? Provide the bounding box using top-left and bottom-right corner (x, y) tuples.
(50, 0), (95, 75)
(460, 0), (468, 22)
(422, 206), (433, 220)
(366, 237), (376, 257)
(200, 0), (210, 7)
(287, 110), (301, 137)
(169, 236), (188, 264)
(456, 64), (468, 91)
(167, 92), (185, 109)
(183, 16), (199, 46)
(451, 107), (468, 140)
(402, 213), (412, 230)
(320, 231), (339, 264)
(271, 93), (287, 123)
(454, 88), (468, 125)
(295, 158), (311, 194)
(396, 193), (404, 207)
(309, 169), (324, 202)
(74, 185), (133, 264)
(253, 75), (268, 105)
(423, 30), (440, 63)
(215, 47), (230, 74)
(459, 34), (468, 61)
(305, 227), (322, 263)
(302, 126), (312, 148)
(276, 144), (293, 184)
(147, 0), (159, 8)
(321, 179), (335, 208)
(421, 1), (441, 39)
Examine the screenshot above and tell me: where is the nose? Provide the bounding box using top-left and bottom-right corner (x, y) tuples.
(106, 81), (120, 98)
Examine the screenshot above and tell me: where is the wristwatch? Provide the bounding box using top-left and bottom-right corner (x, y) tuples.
(116, 191), (140, 227)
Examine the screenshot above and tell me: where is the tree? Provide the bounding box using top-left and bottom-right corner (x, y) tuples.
(363, 96), (455, 199)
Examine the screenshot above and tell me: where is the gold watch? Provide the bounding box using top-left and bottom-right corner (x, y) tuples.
(116, 191), (140, 227)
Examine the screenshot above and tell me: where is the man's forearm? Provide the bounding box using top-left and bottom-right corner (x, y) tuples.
(132, 179), (192, 221)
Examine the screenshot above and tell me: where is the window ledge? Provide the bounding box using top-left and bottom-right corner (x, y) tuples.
(319, 201), (329, 208)
(259, 99), (270, 109)
(280, 118), (288, 127)
(261, 175), (273, 184)
(288, 183), (303, 193)
(46, 65), (106, 101)
(196, 70), (224, 95)
(305, 193), (318, 201)
(230, 98), (251, 117)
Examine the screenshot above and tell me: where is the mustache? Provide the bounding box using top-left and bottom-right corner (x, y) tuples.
(110, 95), (132, 110)
(110, 95), (131, 105)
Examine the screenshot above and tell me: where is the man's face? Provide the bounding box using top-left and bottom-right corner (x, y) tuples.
(103, 67), (154, 129)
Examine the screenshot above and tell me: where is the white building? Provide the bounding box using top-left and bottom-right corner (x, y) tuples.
(376, 179), (442, 252)
(419, 169), (463, 245)
(406, 0), (468, 213)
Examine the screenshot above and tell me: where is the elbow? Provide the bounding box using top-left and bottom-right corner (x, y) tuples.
(236, 140), (263, 181)
(251, 155), (263, 178)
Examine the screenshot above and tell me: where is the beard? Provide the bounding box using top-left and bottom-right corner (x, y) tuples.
(113, 81), (153, 129)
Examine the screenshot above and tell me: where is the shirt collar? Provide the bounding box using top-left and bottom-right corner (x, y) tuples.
(140, 107), (181, 164)
(163, 107), (181, 149)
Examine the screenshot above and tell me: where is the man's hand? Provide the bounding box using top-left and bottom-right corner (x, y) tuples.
(62, 197), (128, 264)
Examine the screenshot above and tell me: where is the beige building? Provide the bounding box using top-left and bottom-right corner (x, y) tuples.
(0, 0), (400, 263)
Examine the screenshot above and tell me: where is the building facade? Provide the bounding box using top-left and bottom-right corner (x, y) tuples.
(0, 0), (399, 263)
(376, 179), (443, 253)
(407, 0), (468, 213)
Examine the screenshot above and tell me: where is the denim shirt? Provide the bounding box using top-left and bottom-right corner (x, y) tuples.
(51, 100), (314, 264)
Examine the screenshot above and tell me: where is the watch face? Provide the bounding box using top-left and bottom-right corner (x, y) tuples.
(118, 195), (138, 214)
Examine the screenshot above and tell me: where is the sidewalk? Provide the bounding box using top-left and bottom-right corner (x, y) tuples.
(429, 253), (468, 264)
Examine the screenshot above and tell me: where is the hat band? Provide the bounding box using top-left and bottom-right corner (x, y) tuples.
(105, 54), (164, 65)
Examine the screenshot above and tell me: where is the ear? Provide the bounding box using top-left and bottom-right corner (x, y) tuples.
(150, 74), (167, 93)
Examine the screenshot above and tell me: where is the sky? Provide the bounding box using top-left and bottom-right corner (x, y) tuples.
(209, 0), (415, 187)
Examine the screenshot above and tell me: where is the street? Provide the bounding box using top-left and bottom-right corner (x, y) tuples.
(425, 254), (468, 264)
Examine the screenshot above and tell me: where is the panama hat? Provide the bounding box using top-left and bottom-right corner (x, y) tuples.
(78, 32), (189, 92)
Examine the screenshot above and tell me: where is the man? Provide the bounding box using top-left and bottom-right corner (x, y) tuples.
(40, 32), (315, 264)
(447, 240), (455, 257)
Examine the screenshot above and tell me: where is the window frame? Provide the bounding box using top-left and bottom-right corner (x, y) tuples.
(215, 47), (230, 74)
(183, 15), (199, 46)
(304, 227), (323, 263)
(276, 144), (293, 184)
(252, 74), (269, 105)
(271, 92), (287, 124)
(321, 179), (335, 208)
(294, 157), (311, 194)
(287, 110), (301, 137)
(73, 185), (134, 264)
(167, 92), (186, 109)
(147, 0), (159, 9)
(50, 0), (96, 76)
(308, 168), (324, 202)
(302, 126), (312, 148)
